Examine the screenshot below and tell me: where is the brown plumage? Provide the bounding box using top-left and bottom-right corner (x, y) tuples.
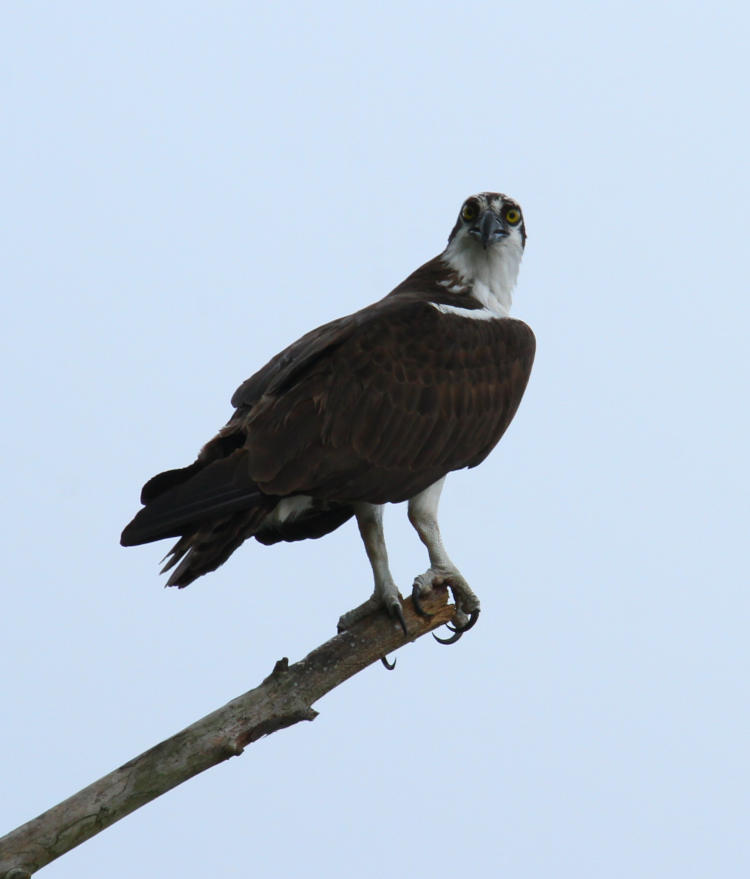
(121, 193), (535, 618)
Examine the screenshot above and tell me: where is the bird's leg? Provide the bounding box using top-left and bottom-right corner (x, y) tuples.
(337, 502), (407, 634)
(408, 478), (480, 641)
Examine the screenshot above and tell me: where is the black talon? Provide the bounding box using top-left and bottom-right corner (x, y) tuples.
(433, 628), (464, 645)
(381, 655), (397, 670)
(391, 601), (408, 636)
(411, 583), (433, 619)
(443, 609), (481, 634)
(461, 609), (480, 632)
(433, 608), (480, 645)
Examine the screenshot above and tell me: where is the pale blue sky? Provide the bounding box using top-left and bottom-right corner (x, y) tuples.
(2, 2), (748, 877)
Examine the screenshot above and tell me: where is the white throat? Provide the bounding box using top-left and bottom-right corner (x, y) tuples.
(441, 235), (523, 317)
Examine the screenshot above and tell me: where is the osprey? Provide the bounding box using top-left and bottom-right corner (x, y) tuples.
(121, 192), (535, 641)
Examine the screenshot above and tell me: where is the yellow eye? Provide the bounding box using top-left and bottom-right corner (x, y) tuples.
(505, 208), (521, 225)
(461, 202), (479, 221)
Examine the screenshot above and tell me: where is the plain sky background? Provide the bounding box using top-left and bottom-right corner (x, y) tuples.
(2, 2), (748, 877)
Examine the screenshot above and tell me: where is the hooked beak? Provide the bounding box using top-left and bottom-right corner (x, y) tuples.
(468, 210), (507, 249)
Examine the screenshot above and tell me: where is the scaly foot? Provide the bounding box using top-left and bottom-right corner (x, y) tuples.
(338, 581), (407, 634)
(411, 567), (480, 643)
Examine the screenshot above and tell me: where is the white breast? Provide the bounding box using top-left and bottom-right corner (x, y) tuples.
(441, 234), (523, 317)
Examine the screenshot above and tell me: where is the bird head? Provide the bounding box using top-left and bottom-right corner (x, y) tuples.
(442, 193), (526, 314)
(447, 192), (526, 251)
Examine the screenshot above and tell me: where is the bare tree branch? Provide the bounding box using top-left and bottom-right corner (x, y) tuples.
(0, 589), (455, 878)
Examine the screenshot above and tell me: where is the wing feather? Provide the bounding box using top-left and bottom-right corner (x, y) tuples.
(239, 297), (535, 503)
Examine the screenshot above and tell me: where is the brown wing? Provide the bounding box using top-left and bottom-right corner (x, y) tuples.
(240, 296), (535, 504)
(121, 309), (366, 548)
(120, 294), (534, 583)
(230, 314), (358, 410)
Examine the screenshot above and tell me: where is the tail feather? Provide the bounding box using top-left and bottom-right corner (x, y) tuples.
(120, 450), (266, 547)
(140, 463), (203, 504)
(121, 447), (354, 588)
(160, 503), (272, 587)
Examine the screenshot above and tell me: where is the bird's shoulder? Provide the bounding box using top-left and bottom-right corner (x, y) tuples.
(230, 291), (443, 410)
(230, 255), (534, 411)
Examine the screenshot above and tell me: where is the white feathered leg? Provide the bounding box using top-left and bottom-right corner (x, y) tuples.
(337, 502), (406, 632)
(408, 478), (480, 632)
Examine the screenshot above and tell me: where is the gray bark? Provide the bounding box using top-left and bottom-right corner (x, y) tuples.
(0, 589), (455, 878)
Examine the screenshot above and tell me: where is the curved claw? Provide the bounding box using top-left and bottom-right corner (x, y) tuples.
(433, 628), (464, 645)
(391, 601), (408, 636)
(433, 608), (481, 645)
(443, 609), (481, 634)
(411, 583), (434, 619)
(460, 609), (480, 632)
(381, 655), (397, 670)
